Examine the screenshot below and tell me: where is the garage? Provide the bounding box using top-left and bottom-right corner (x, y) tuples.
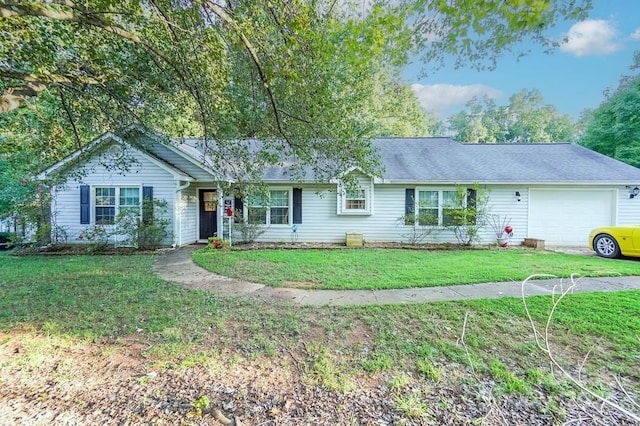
(528, 189), (616, 245)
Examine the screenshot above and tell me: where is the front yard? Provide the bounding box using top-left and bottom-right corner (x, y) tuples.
(1, 251), (639, 424)
(192, 247), (640, 290)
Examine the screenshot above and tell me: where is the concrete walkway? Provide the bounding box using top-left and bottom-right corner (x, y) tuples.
(153, 245), (640, 306)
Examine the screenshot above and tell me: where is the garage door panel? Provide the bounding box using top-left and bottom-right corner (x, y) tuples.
(529, 189), (615, 245)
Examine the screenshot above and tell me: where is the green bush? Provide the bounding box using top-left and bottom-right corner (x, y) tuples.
(0, 232), (16, 250)
(114, 199), (172, 250)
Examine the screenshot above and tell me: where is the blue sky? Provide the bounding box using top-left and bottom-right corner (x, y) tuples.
(404, 0), (640, 122)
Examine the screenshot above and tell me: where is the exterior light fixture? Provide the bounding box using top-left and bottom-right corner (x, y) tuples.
(630, 186), (640, 199)
(515, 191), (521, 202)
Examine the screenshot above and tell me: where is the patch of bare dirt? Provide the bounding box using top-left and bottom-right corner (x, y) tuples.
(282, 281), (317, 289)
(2, 331), (638, 425)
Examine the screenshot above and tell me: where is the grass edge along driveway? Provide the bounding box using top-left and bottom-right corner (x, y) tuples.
(192, 248), (640, 291)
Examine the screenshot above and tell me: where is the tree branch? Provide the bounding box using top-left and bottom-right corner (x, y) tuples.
(202, 1), (287, 139)
(57, 85), (82, 150)
(0, 0), (193, 112)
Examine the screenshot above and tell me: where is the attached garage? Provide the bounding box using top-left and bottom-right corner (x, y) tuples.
(528, 189), (616, 245)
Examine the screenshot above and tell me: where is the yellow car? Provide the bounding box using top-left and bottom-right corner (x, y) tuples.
(589, 225), (640, 258)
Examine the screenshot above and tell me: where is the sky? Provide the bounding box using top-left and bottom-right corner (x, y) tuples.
(404, 0), (640, 122)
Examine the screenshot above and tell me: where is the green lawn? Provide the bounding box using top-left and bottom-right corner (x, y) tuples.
(1, 251), (639, 421)
(192, 248), (640, 290)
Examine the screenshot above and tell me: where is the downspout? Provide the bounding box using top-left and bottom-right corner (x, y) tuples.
(174, 180), (191, 247)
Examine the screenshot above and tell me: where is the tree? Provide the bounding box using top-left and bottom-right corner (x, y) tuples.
(579, 53), (640, 167)
(361, 71), (443, 137)
(0, 0), (591, 180)
(449, 90), (577, 143)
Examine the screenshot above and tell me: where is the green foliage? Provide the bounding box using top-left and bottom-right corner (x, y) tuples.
(443, 185), (490, 246)
(0, 0), (590, 188)
(579, 56), (640, 167)
(361, 351), (394, 372)
(416, 358), (442, 382)
(303, 343), (354, 392)
(363, 70), (442, 137)
(397, 196), (440, 244)
(233, 213), (266, 244)
(449, 90), (577, 143)
(0, 165), (53, 246)
(189, 395), (211, 418)
(388, 372), (414, 391)
(412, 1), (591, 71)
(77, 225), (110, 251)
(0, 232), (15, 250)
(488, 358), (529, 395)
(114, 199), (171, 250)
(393, 394), (429, 419)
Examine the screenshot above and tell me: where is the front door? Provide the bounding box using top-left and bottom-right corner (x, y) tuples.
(199, 189), (217, 240)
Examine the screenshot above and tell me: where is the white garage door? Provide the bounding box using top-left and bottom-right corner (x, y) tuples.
(529, 189), (615, 245)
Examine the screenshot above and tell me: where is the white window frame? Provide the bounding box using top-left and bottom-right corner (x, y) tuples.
(93, 186), (142, 226)
(244, 188), (292, 226)
(345, 189), (367, 210)
(414, 188), (465, 227)
(337, 183), (372, 215)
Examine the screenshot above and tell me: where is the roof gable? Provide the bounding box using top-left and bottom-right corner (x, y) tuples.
(38, 134), (198, 182)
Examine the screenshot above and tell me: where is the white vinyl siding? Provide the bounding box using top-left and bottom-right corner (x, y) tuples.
(250, 184), (469, 244)
(618, 186), (640, 225)
(51, 147), (177, 246)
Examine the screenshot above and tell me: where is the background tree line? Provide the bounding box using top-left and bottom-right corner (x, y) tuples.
(447, 52), (640, 170)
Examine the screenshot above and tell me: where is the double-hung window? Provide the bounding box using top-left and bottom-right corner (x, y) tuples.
(246, 189), (290, 225)
(269, 190), (290, 225)
(345, 189), (367, 210)
(337, 183), (372, 215)
(94, 187), (140, 225)
(416, 189), (463, 226)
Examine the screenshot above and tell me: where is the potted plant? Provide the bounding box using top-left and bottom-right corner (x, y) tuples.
(207, 236), (229, 249)
(489, 215), (513, 247)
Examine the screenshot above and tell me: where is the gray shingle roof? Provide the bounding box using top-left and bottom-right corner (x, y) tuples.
(152, 130), (640, 184)
(373, 138), (640, 184)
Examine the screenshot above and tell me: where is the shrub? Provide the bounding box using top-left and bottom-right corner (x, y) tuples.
(114, 199), (171, 250)
(78, 225), (110, 251)
(444, 184), (490, 246)
(233, 211), (266, 243)
(0, 232), (16, 250)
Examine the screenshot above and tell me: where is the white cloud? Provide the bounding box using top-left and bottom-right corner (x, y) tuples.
(631, 28), (640, 40)
(560, 19), (622, 56)
(411, 83), (503, 119)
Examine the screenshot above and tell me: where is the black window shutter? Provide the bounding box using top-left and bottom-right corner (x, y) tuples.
(467, 188), (477, 223)
(234, 197), (243, 223)
(293, 188), (302, 224)
(404, 188), (415, 225)
(142, 186), (153, 224)
(80, 185), (90, 224)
